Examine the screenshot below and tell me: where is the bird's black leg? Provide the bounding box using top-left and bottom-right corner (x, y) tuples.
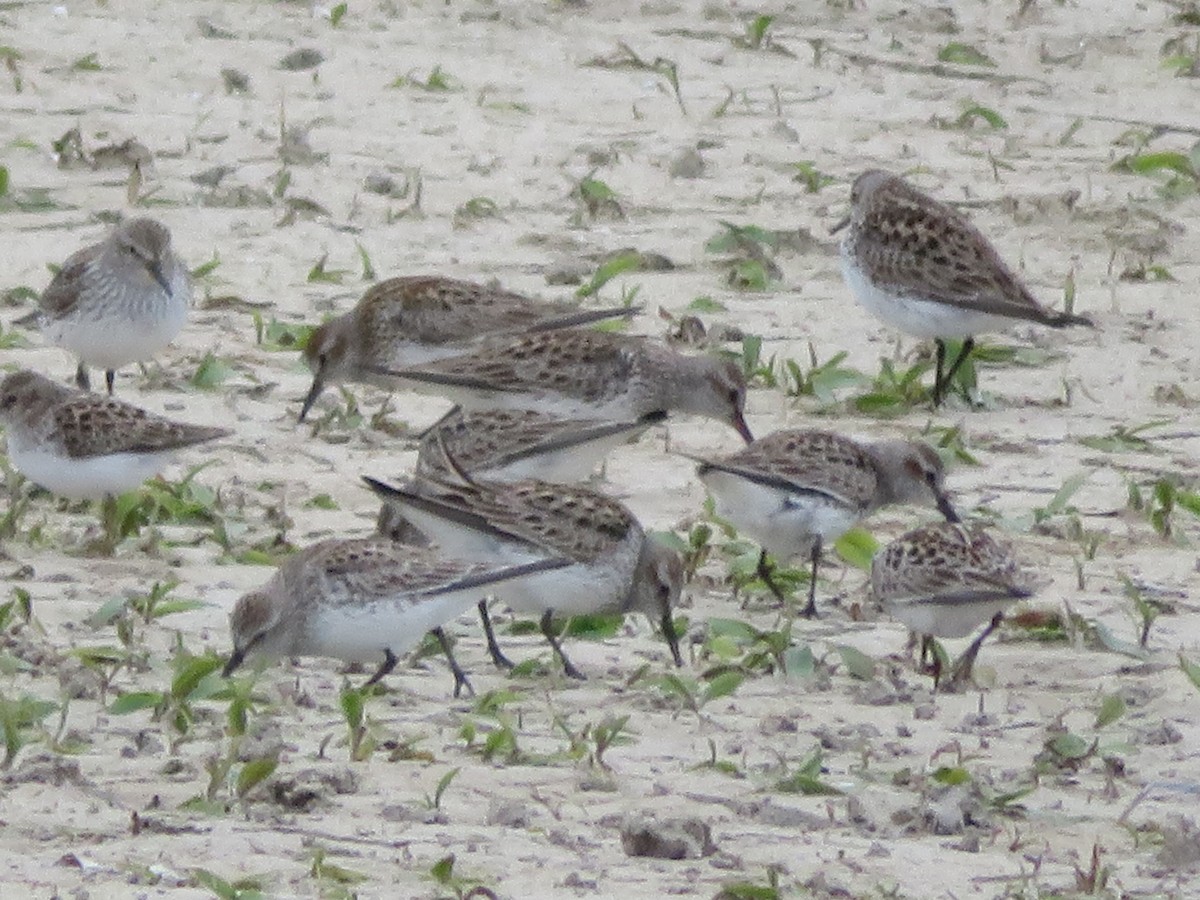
(363, 648), (398, 688)
(939, 338), (975, 406)
(800, 539), (822, 619)
(944, 612), (1003, 692)
(540, 609), (585, 680)
(433, 627), (474, 698)
(478, 599), (515, 670)
(105, 369), (116, 395)
(932, 340), (948, 407)
(75, 363), (90, 391)
(756, 550), (789, 606)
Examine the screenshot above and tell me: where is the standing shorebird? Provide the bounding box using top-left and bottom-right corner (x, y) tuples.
(16, 218), (191, 394)
(365, 472), (684, 680)
(0, 369), (229, 550)
(298, 275), (638, 421)
(833, 169), (1092, 406)
(223, 538), (571, 697)
(366, 328), (754, 443)
(689, 429), (957, 617)
(872, 521), (1032, 690)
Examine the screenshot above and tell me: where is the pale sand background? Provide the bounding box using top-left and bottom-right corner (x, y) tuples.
(1, 0), (1199, 897)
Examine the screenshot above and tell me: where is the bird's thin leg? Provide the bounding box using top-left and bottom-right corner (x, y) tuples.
(433, 627), (474, 698)
(104, 369), (116, 395)
(801, 539), (822, 619)
(540, 609), (585, 680)
(75, 363), (90, 391)
(939, 338), (975, 405)
(478, 599), (515, 670)
(932, 340), (948, 407)
(944, 612), (1003, 692)
(363, 648), (398, 688)
(756, 550), (789, 606)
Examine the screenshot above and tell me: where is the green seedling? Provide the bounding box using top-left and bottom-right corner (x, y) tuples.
(306, 253), (349, 284)
(574, 173), (623, 222)
(737, 334), (776, 386)
(1112, 147), (1199, 200)
(389, 65), (459, 91)
(453, 197), (502, 228)
(779, 345), (868, 403)
(950, 101), (1008, 130)
(702, 617), (792, 674)
(575, 250), (641, 298)
(1033, 472), (1089, 525)
(191, 868), (267, 900)
(851, 356), (934, 415)
(423, 767), (461, 810)
(309, 846), (368, 897)
(791, 161), (835, 193)
(1080, 419), (1172, 453)
(1119, 575), (1163, 647)
(428, 854), (499, 900)
(340, 684), (381, 762)
(0, 691), (58, 768)
(252, 313), (315, 351)
(715, 868), (783, 900)
(774, 745), (840, 795)
(110, 650), (226, 752)
(693, 737), (743, 778)
(328, 3), (347, 27)
(1180, 655), (1200, 692)
(70, 53), (102, 72)
(937, 42), (996, 67)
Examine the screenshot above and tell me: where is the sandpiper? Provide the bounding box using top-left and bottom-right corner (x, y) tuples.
(16, 217), (191, 394)
(833, 169), (1093, 406)
(689, 429), (957, 617)
(298, 275), (637, 421)
(223, 538), (570, 696)
(872, 521), (1032, 690)
(365, 472), (684, 679)
(0, 369), (228, 501)
(366, 328), (753, 442)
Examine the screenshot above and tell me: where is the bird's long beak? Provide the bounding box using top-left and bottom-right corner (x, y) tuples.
(661, 610), (684, 668)
(222, 647), (245, 678)
(298, 369), (325, 423)
(732, 409), (754, 445)
(935, 490), (960, 524)
(148, 261), (173, 297)
(829, 215), (850, 236)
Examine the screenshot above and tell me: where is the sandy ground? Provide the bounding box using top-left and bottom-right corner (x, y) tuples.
(1, 0), (1199, 897)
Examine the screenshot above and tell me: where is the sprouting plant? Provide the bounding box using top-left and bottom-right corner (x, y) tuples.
(778, 344), (868, 403)
(423, 767), (461, 810)
(308, 845), (368, 896)
(340, 684), (379, 762)
(0, 691), (58, 768)
(791, 161), (835, 193)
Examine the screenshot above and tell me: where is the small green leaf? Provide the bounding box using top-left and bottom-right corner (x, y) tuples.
(329, 3), (347, 27)
(1179, 655), (1200, 692)
(109, 692), (163, 714)
(1095, 693), (1126, 728)
(1049, 732), (1092, 760)
(835, 644), (876, 680)
(430, 855), (455, 885)
(686, 295), (727, 313)
(236, 756), (278, 798)
(937, 42), (996, 67)
(702, 671), (744, 705)
(833, 528), (878, 571)
(931, 766), (971, 785)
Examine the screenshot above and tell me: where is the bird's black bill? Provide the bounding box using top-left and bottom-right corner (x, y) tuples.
(935, 491), (960, 524)
(297, 373), (324, 423)
(829, 215), (850, 236)
(661, 610), (683, 668)
(222, 648), (246, 678)
(148, 261), (173, 297)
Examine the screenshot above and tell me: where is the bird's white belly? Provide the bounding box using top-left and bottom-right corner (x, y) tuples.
(885, 596), (1016, 639)
(840, 251), (1010, 340)
(306, 592), (479, 662)
(45, 301), (187, 370)
(489, 559), (630, 617)
(701, 470), (860, 560)
(7, 437), (171, 499)
(482, 428), (640, 483)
